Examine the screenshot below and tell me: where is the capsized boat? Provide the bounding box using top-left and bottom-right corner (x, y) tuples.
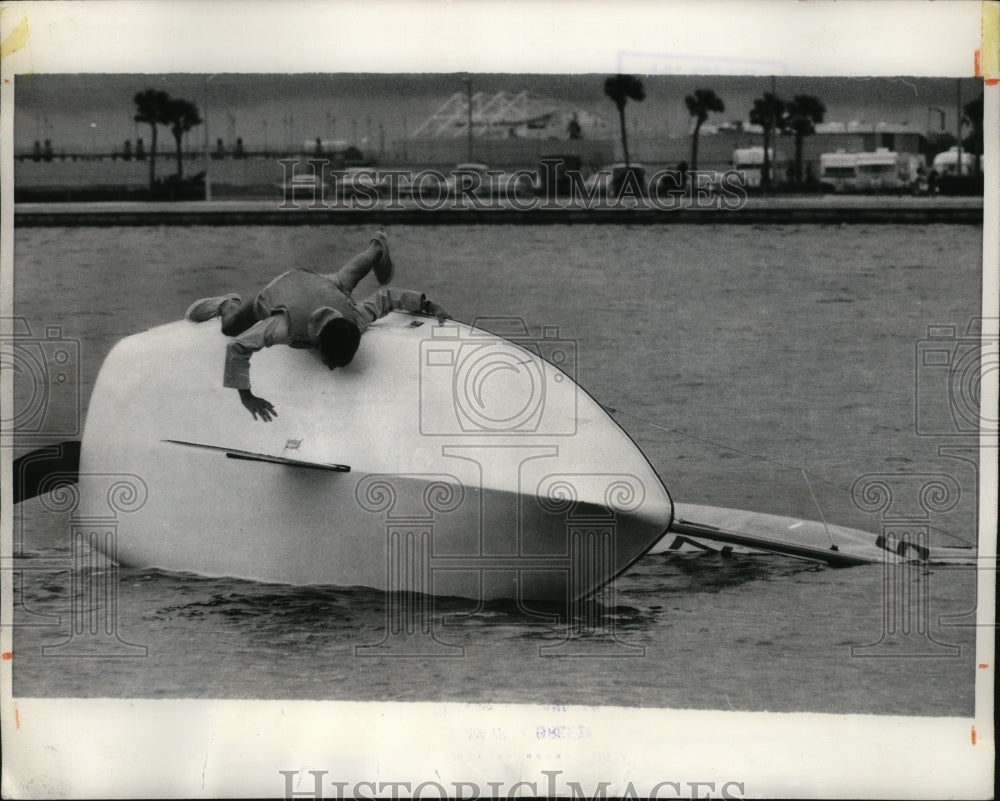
(79, 312), (674, 602)
(71, 311), (976, 604)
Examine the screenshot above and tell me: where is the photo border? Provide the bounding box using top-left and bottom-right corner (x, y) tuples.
(2, 1), (996, 798)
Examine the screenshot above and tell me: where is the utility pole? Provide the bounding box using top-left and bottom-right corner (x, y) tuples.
(463, 77), (473, 162)
(203, 74), (215, 200)
(766, 74), (777, 194)
(956, 79), (963, 177)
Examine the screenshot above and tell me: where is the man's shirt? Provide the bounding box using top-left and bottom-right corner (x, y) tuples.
(223, 285), (426, 390)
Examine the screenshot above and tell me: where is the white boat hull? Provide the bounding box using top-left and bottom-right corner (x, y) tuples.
(79, 312), (673, 602)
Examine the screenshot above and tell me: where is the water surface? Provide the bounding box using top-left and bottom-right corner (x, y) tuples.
(11, 223), (982, 713)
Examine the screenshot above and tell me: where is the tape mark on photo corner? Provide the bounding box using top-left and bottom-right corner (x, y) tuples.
(1, 15), (29, 58)
(975, 50), (998, 85)
(979, 2), (999, 83)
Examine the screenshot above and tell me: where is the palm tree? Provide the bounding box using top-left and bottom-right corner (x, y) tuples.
(749, 92), (786, 191)
(164, 98), (203, 180)
(684, 89), (725, 173)
(133, 89), (170, 189)
(785, 94), (826, 186)
(962, 94), (984, 175)
(603, 74), (645, 169)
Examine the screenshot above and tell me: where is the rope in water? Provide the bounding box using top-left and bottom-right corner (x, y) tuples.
(801, 468), (838, 550)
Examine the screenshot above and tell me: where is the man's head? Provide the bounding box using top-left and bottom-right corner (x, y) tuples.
(317, 318), (361, 369)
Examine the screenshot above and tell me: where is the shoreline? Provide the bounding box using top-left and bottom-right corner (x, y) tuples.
(14, 195), (984, 226)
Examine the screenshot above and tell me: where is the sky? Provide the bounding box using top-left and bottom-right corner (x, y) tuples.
(13, 73), (984, 155)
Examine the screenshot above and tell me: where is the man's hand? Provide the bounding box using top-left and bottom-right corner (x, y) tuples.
(422, 299), (452, 325)
(238, 388), (278, 422)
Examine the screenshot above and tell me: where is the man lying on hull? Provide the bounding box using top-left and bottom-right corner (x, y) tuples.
(185, 230), (451, 421)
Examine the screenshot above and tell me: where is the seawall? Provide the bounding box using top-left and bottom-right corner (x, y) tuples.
(13, 196), (984, 226)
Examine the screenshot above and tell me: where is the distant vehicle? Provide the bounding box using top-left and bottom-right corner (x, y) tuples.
(443, 163), (493, 197)
(819, 148), (915, 193)
(442, 163), (533, 200)
(931, 147), (983, 195)
(818, 151), (859, 192)
(854, 150), (901, 192)
(931, 146), (976, 177)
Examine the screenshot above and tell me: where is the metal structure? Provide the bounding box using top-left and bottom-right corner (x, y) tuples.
(410, 90), (611, 140)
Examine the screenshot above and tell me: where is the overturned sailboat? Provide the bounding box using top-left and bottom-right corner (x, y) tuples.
(66, 310), (973, 604)
(79, 312), (674, 602)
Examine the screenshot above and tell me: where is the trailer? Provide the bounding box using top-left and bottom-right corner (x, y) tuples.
(819, 148), (916, 193)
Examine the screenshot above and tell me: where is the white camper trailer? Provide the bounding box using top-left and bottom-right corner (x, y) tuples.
(820, 148), (913, 193)
(932, 146), (976, 177)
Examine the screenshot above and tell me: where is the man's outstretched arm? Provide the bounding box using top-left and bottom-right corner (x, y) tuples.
(224, 316), (288, 421)
(358, 287), (451, 326)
